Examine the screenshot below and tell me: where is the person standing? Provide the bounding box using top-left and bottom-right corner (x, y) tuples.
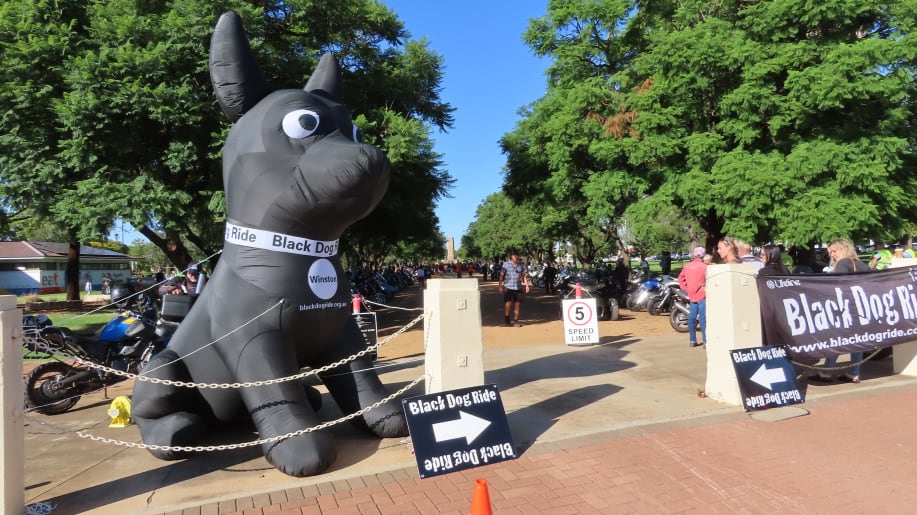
(737, 241), (765, 272)
(543, 261), (558, 294)
(415, 263), (426, 287)
(499, 249), (530, 327)
(869, 242), (893, 270)
(660, 251), (672, 276)
(716, 237), (741, 264)
(678, 247), (708, 348)
(757, 244), (790, 276)
(811, 238), (871, 384)
(83, 273), (93, 296)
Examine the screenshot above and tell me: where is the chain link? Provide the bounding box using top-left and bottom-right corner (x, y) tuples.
(24, 296), (429, 454)
(53, 375), (425, 453)
(790, 347), (885, 372)
(33, 310), (424, 390)
(362, 298), (424, 312)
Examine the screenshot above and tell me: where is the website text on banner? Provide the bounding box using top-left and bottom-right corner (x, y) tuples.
(757, 267), (917, 360)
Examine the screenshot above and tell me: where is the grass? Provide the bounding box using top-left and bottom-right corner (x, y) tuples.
(43, 310), (122, 334)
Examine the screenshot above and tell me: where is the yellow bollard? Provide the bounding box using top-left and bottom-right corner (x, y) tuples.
(108, 396), (132, 428)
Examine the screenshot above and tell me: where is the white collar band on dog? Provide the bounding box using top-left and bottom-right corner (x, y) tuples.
(225, 222), (339, 257)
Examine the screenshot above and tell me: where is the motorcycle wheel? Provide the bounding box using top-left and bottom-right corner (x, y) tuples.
(625, 295), (638, 311)
(647, 296), (664, 316)
(139, 341), (166, 371)
(669, 308), (694, 333)
(25, 362), (82, 415)
(535, 277), (545, 288)
(607, 299), (620, 321)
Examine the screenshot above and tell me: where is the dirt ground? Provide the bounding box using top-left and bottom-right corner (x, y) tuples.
(373, 278), (677, 360)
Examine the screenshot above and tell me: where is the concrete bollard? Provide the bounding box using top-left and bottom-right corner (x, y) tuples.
(0, 295), (24, 514)
(704, 264), (762, 405)
(890, 258), (917, 376)
(423, 278), (485, 394)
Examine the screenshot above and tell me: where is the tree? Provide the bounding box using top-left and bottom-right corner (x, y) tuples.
(0, 0), (455, 297)
(504, 1), (916, 259)
(463, 193), (552, 263)
(624, 1), (916, 248)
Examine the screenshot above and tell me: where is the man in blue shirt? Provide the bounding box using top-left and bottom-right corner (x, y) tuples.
(498, 249), (530, 326)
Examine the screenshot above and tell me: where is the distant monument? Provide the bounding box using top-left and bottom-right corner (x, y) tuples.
(447, 237), (455, 263)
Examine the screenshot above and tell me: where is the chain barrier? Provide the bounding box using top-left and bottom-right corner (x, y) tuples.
(24, 286), (429, 454)
(26, 374), (424, 453)
(362, 297), (424, 312)
(66, 310), (424, 389)
(789, 347), (886, 373)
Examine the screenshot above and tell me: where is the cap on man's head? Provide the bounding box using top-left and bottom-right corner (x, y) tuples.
(693, 246), (706, 258)
(187, 262), (200, 274)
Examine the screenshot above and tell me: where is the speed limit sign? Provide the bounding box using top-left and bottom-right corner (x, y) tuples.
(562, 298), (600, 346)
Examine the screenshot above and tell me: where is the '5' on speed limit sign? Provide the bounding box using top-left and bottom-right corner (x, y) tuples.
(562, 298), (600, 346)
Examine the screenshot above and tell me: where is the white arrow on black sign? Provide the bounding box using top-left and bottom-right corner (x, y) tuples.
(750, 363), (787, 390)
(432, 410), (491, 445)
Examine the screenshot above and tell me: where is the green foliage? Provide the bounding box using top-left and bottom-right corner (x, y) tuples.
(0, 0), (454, 268)
(500, 0), (916, 254)
(463, 193), (554, 262)
(127, 239), (170, 273)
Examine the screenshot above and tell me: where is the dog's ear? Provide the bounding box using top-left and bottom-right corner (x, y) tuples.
(304, 53), (344, 103)
(209, 11), (272, 123)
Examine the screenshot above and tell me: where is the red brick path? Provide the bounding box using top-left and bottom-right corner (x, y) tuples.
(170, 382), (917, 515)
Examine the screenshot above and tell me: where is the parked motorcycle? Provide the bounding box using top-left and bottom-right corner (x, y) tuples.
(24, 293), (179, 415)
(647, 276), (682, 316)
(589, 278), (621, 321)
(669, 287), (697, 333)
(626, 274), (675, 312)
(558, 270), (620, 321)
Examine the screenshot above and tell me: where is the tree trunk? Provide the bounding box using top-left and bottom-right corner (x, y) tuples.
(65, 240), (80, 301)
(139, 225), (194, 271)
(698, 208), (725, 255)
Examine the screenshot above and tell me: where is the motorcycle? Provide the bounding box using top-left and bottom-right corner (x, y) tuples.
(24, 291), (179, 415)
(589, 277), (621, 321)
(668, 287), (698, 333)
(558, 270), (620, 321)
(625, 274), (676, 312)
(647, 276), (682, 316)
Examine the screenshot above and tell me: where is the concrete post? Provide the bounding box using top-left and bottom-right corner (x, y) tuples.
(890, 258), (917, 376)
(423, 278), (485, 393)
(704, 264), (762, 405)
(0, 295), (24, 514)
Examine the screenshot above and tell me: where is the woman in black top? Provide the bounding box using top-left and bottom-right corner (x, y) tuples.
(757, 244), (791, 276)
(828, 238), (871, 273)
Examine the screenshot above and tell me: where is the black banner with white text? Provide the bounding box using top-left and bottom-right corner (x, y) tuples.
(757, 267), (917, 360)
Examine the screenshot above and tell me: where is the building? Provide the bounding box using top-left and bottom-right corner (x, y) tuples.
(0, 241), (137, 295)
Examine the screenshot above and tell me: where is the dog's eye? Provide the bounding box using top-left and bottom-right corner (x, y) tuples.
(282, 110), (320, 139)
(352, 124), (359, 143)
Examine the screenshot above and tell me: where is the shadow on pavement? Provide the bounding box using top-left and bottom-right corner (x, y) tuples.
(508, 384), (624, 453)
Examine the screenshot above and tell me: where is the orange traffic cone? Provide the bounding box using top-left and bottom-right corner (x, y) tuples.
(470, 478), (493, 515)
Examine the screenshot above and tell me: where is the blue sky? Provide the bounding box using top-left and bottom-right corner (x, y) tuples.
(383, 1), (550, 248)
(115, 3), (550, 249)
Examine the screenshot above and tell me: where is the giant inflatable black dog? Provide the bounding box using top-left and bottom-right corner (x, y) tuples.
(131, 11), (407, 477)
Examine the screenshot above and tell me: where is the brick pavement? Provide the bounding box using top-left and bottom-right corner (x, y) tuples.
(168, 381), (917, 515)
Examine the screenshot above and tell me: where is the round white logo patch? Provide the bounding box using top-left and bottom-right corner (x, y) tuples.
(307, 259), (338, 299)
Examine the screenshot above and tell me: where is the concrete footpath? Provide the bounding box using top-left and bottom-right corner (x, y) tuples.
(23, 324), (917, 515)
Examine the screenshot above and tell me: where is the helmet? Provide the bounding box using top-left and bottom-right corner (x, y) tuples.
(186, 262), (200, 276)
(110, 282), (136, 309)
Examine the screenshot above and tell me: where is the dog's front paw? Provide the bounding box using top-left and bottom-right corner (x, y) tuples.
(263, 431), (336, 477)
